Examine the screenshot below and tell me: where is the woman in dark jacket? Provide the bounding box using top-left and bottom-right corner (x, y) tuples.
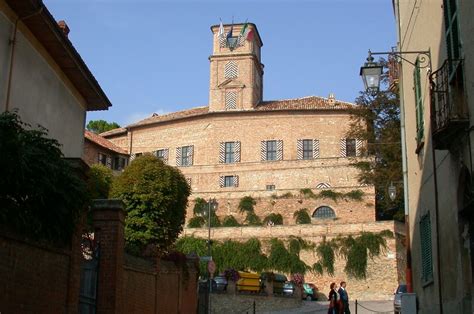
(328, 282), (342, 314)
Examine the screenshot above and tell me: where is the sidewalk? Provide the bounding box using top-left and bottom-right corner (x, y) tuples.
(261, 300), (394, 314)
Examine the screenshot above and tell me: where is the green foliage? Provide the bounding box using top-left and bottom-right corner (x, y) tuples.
(0, 111), (88, 244)
(238, 196), (256, 213)
(86, 119), (120, 134)
(300, 188), (317, 198)
(222, 215), (240, 227)
(263, 213), (283, 225)
(87, 164), (114, 199)
(245, 212), (262, 226)
(175, 236), (208, 274)
(193, 198), (208, 216)
(347, 59), (403, 221)
(313, 239), (336, 276)
(268, 238), (309, 274)
(293, 208), (311, 224)
(110, 154), (190, 255)
(279, 192), (294, 198)
(345, 189), (365, 201)
(187, 216), (205, 228)
(209, 214), (221, 227)
(288, 236), (314, 256)
(318, 190), (344, 202)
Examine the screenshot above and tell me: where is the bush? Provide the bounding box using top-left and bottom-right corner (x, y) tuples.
(193, 197), (208, 216)
(299, 188), (316, 198)
(87, 164), (114, 199)
(0, 111), (88, 244)
(187, 216), (205, 228)
(239, 196), (256, 213)
(263, 213), (283, 225)
(110, 154), (190, 255)
(293, 208), (311, 224)
(222, 215), (240, 227)
(245, 212), (262, 226)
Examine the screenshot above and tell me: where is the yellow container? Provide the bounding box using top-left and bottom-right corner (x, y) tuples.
(236, 272), (261, 292)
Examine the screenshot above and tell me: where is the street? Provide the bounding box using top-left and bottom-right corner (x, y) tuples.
(261, 300), (394, 314)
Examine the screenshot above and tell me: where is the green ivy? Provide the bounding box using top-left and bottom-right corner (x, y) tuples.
(222, 215), (240, 227)
(345, 189), (365, 201)
(263, 213), (283, 225)
(299, 188), (317, 198)
(318, 190), (345, 202)
(293, 208), (311, 224)
(239, 196), (256, 213)
(245, 212), (262, 226)
(187, 216), (205, 228)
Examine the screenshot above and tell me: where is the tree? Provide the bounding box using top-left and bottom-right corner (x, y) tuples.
(110, 154), (190, 255)
(0, 111), (88, 243)
(87, 164), (114, 199)
(86, 119), (120, 134)
(347, 58), (404, 221)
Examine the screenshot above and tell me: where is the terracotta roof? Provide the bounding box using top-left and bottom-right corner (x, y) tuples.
(105, 96), (356, 132)
(5, 0), (111, 111)
(127, 106), (209, 128)
(255, 96), (356, 111)
(85, 130), (128, 154)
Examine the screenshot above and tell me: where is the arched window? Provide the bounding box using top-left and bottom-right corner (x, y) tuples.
(224, 61), (238, 79)
(312, 206), (336, 219)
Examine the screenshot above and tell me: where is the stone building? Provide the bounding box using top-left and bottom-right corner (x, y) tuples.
(83, 130), (128, 172)
(102, 23), (401, 299)
(392, 0), (474, 312)
(103, 23), (376, 225)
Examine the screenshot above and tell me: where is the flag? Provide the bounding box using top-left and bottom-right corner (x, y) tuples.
(239, 22), (248, 37)
(218, 20), (224, 38)
(237, 22), (253, 45)
(226, 25), (233, 40)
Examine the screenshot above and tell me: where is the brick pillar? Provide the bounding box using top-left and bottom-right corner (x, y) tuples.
(92, 199), (125, 314)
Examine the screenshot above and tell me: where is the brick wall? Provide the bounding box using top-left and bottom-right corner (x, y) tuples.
(0, 231), (81, 314)
(183, 221), (402, 300)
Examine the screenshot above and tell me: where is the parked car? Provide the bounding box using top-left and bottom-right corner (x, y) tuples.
(283, 281), (295, 296)
(213, 275), (228, 291)
(261, 272), (287, 294)
(394, 284), (407, 314)
(302, 283), (318, 301)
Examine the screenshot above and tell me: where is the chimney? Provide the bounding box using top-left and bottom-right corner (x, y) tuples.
(328, 93), (336, 105)
(57, 20), (70, 38)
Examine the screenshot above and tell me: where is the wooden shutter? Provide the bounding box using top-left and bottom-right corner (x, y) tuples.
(420, 213), (433, 282)
(219, 176), (225, 188)
(233, 175), (239, 187)
(340, 139), (347, 157)
(313, 139), (320, 159)
(189, 145), (194, 165)
(106, 156), (112, 168)
(297, 140), (303, 160)
(276, 140), (283, 161)
(234, 141), (241, 162)
(219, 142), (225, 163)
(356, 139), (363, 157)
(176, 147), (182, 166)
(260, 141), (267, 161)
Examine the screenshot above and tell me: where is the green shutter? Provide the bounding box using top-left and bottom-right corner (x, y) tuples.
(419, 213), (433, 282)
(413, 60), (424, 142)
(443, 0), (461, 76)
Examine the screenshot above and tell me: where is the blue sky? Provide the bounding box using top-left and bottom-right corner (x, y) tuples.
(44, 0), (396, 126)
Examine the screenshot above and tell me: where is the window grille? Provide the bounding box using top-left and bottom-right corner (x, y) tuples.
(312, 206), (336, 219)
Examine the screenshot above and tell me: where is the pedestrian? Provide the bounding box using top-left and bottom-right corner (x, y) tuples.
(338, 281), (351, 314)
(328, 282), (342, 314)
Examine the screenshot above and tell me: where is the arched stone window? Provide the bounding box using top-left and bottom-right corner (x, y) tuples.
(312, 206), (336, 219)
(224, 61), (238, 79)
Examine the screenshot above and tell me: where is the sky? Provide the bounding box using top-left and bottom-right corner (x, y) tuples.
(43, 0), (396, 127)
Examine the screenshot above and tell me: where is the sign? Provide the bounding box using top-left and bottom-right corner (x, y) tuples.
(199, 256), (213, 262)
(207, 260), (216, 276)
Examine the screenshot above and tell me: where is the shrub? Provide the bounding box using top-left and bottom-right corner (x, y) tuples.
(293, 208), (311, 224)
(239, 196), (256, 213)
(318, 190), (344, 202)
(245, 212), (262, 226)
(87, 164), (114, 199)
(187, 216), (205, 228)
(222, 215), (240, 227)
(345, 189), (365, 201)
(0, 111), (88, 244)
(299, 188), (316, 198)
(111, 154), (190, 255)
(193, 197), (208, 216)
(263, 213), (283, 225)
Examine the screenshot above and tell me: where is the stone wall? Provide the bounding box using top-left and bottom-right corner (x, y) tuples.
(183, 221), (401, 300)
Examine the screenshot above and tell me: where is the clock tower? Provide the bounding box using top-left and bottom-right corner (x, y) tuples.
(208, 23), (264, 112)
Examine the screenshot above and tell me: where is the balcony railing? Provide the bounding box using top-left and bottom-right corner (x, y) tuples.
(430, 59), (468, 150)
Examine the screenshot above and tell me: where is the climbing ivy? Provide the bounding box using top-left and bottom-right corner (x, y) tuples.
(238, 196), (256, 213)
(263, 213), (283, 225)
(293, 208), (311, 224)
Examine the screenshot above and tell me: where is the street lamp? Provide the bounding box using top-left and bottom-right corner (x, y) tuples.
(360, 51), (383, 95)
(388, 182), (397, 202)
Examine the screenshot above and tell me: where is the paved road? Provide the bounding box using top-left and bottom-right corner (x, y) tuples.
(261, 300), (394, 314)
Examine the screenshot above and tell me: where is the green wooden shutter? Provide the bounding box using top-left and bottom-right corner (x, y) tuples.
(420, 213), (433, 282)
(414, 60), (424, 142)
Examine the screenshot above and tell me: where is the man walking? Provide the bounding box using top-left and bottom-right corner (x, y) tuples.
(338, 281), (351, 314)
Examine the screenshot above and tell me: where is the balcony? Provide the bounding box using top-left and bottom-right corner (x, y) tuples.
(430, 59), (468, 150)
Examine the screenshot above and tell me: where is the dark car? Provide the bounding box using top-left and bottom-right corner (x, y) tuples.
(213, 275), (228, 291)
(283, 281), (295, 296)
(394, 284), (407, 314)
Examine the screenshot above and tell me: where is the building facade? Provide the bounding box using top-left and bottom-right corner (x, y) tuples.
(0, 0), (110, 158)
(83, 130), (128, 173)
(103, 23), (376, 225)
(393, 0), (474, 312)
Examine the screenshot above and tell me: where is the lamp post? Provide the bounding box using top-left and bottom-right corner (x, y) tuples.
(359, 49), (442, 306)
(207, 197), (217, 314)
(388, 182), (397, 202)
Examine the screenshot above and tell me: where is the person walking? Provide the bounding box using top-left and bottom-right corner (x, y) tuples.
(328, 282), (342, 314)
(338, 281), (351, 314)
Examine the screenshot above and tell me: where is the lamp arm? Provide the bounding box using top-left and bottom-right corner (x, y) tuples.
(368, 50), (431, 69)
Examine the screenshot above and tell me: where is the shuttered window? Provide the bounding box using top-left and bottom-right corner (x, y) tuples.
(219, 175), (239, 188)
(261, 140), (283, 161)
(443, 0), (461, 77)
(155, 148), (169, 163)
(176, 145), (194, 167)
(414, 60), (424, 143)
(219, 141), (241, 164)
(420, 213), (433, 283)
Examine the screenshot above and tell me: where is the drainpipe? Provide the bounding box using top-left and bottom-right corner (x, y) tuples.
(4, 7), (43, 112)
(395, 0), (413, 294)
